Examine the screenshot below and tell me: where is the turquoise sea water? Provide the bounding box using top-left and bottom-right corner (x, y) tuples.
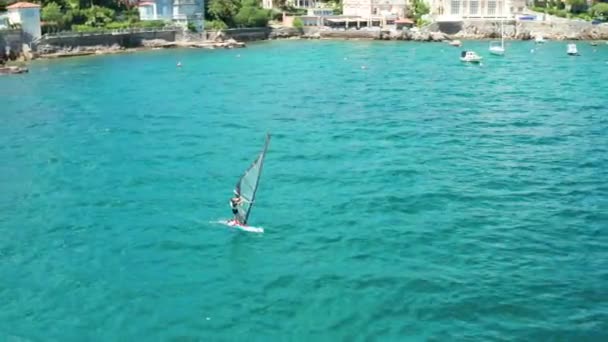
(1, 40), (607, 340)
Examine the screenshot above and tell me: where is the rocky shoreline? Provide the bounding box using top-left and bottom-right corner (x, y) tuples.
(3, 20), (607, 65)
(35, 38), (245, 59)
(269, 21), (608, 42)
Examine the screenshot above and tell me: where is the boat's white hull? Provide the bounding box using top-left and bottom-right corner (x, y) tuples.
(449, 40), (462, 47)
(489, 47), (505, 56)
(460, 58), (482, 63)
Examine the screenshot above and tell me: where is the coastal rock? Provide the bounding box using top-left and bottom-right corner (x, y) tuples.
(430, 32), (447, 42)
(387, 30), (404, 40)
(319, 29), (381, 40)
(142, 39), (171, 48)
(37, 43), (126, 58)
(269, 27), (301, 39)
(444, 20), (608, 40)
(302, 32), (321, 39)
(214, 31), (226, 42)
(580, 24), (608, 40)
(411, 31), (431, 41)
(0, 65), (28, 75)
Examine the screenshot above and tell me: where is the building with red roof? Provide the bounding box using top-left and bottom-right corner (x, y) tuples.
(6, 2), (41, 41)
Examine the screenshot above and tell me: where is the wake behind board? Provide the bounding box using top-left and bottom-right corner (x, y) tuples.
(218, 220), (264, 234)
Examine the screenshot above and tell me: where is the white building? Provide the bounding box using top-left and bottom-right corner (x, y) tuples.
(429, 0), (526, 20)
(138, 0), (204, 31)
(343, 0), (409, 18)
(291, 0), (319, 8)
(307, 8), (334, 16)
(262, 0), (273, 9)
(6, 2), (40, 41)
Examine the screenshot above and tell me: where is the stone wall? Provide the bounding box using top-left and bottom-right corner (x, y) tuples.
(317, 29), (382, 40)
(269, 27), (301, 39)
(518, 21), (608, 40)
(211, 28), (271, 41)
(37, 30), (177, 49)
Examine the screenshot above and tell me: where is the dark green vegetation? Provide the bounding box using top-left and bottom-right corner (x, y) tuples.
(411, 0), (430, 27)
(532, 0), (608, 21)
(206, 0), (270, 29)
(33, 0), (161, 33)
(0, 0), (274, 33)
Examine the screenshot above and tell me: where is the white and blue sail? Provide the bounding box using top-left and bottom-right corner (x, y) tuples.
(234, 133), (270, 225)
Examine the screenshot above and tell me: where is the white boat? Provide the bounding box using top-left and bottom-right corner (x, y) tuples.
(460, 50), (483, 63)
(567, 43), (579, 56)
(489, 42), (505, 55)
(489, 5), (506, 56)
(535, 35), (546, 44)
(449, 40), (462, 47)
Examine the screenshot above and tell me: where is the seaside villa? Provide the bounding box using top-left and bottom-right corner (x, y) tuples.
(138, 0), (204, 31)
(282, 0), (529, 29)
(428, 0), (527, 20)
(282, 0), (410, 28)
(2, 2), (41, 42)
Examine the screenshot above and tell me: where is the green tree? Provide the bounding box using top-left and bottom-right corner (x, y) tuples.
(84, 5), (115, 27)
(206, 19), (228, 30)
(567, 0), (587, 13)
(208, 0), (240, 27)
(292, 17), (303, 29)
(591, 3), (608, 17)
(42, 2), (64, 24)
(410, 0), (429, 26)
(411, 0), (430, 20)
(328, 0), (342, 15)
(234, 0), (269, 28)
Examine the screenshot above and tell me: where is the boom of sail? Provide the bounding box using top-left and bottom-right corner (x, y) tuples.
(234, 133), (270, 225)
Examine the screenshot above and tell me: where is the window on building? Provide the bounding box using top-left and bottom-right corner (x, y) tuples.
(488, 0), (497, 16)
(451, 0), (460, 15)
(470, 0), (479, 15)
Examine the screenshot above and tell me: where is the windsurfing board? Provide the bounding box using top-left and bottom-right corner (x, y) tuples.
(217, 220), (264, 234)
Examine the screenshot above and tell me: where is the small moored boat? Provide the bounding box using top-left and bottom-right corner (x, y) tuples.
(489, 41), (505, 56)
(449, 40), (462, 47)
(460, 50), (483, 63)
(0, 66), (28, 74)
(567, 43), (579, 56)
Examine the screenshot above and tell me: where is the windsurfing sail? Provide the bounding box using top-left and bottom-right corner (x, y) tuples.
(234, 133), (270, 225)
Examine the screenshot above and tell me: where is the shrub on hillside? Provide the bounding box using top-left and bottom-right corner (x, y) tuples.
(234, 0), (270, 28)
(206, 20), (228, 30)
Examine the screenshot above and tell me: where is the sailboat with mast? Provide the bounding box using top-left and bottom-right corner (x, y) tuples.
(489, 2), (506, 56)
(224, 133), (270, 233)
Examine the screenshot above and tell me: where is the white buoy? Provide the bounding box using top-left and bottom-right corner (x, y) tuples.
(177, 61), (182, 67)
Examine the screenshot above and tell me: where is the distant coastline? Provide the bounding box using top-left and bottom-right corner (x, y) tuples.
(2, 20), (608, 64)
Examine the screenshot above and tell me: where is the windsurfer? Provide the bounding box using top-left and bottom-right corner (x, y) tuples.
(229, 193), (250, 225)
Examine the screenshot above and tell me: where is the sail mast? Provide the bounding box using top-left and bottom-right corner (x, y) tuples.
(501, 0), (505, 49)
